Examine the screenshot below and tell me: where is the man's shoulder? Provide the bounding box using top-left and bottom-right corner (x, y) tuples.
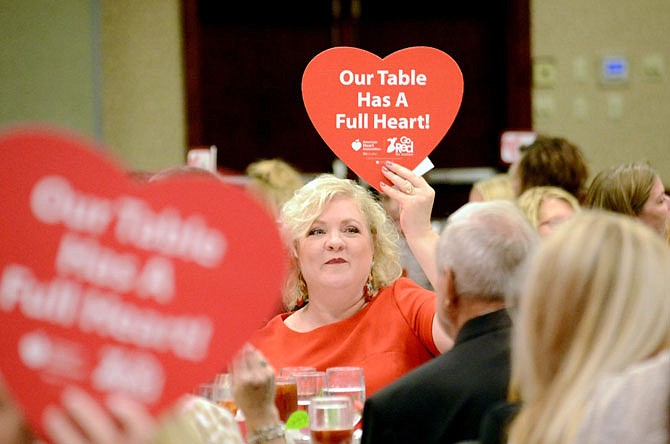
(369, 353), (453, 403)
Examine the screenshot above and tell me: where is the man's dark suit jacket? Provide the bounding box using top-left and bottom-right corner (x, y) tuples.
(360, 309), (512, 444)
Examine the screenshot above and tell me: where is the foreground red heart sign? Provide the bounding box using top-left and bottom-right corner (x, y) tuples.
(302, 46), (464, 192)
(0, 127), (287, 439)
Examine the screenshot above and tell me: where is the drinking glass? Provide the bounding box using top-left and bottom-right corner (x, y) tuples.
(324, 367), (365, 426)
(308, 396), (354, 444)
(212, 373), (237, 415)
(195, 382), (213, 401)
(274, 375), (298, 422)
(280, 366), (317, 377)
(288, 371), (326, 443)
(295, 371), (326, 411)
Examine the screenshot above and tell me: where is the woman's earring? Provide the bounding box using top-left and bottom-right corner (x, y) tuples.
(297, 274), (308, 308)
(364, 277), (374, 302)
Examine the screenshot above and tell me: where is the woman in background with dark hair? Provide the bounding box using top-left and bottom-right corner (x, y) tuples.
(512, 135), (589, 203)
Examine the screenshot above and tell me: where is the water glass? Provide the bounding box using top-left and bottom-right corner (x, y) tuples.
(325, 367), (365, 426)
(295, 371), (326, 411)
(308, 396), (354, 444)
(212, 373), (237, 415)
(195, 382), (215, 402)
(280, 366), (317, 377)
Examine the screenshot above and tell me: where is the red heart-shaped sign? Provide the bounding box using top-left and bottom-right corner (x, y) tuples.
(302, 46), (463, 191)
(0, 126), (287, 439)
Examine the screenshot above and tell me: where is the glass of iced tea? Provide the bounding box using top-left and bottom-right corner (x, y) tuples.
(308, 396), (354, 444)
(212, 373), (238, 415)
(274, 375), (298, 422)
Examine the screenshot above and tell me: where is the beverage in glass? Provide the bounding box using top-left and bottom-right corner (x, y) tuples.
(308, 396), (354, 444)
(212, 373), (237, 415)
(274, 375), (298, 422)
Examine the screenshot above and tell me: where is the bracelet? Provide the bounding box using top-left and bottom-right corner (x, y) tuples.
(246, 422), (286, 444)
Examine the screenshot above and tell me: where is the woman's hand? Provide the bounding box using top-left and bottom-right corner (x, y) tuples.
(42, 386), (156, 444)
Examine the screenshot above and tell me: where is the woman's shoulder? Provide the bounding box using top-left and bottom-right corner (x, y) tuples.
(374, 277), (436, 318)
(381, 277), (435, 299)
(596, 350), (670, 397)
(624, 349), (670, 378)
(574, 350), (670, 444)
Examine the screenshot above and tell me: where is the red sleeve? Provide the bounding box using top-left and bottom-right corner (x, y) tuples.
(390, 277), (439, 356)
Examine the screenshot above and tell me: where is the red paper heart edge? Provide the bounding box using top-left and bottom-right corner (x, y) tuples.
(0, 125), (287, 439)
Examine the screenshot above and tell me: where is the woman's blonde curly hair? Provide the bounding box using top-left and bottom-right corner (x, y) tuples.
(279, 174), (402, 311)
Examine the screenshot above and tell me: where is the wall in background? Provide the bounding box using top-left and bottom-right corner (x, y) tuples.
(100, 0), (186, 172)
(531, 0), (670, 181)
(0, 0), (99, 138)
(0, 1), (668, 181)
(0, 0), (186, 173)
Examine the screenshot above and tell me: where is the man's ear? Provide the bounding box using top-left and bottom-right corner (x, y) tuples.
(444, 268), (459, 310)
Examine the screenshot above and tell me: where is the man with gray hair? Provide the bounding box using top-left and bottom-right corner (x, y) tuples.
(361, 200), (539, 444)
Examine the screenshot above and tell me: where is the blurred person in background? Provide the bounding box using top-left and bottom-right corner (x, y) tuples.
(507, 211), (670, 444)
(512, 135), (589, 203)
(516, 186), (580, 239)
(584, 161), (669, 240)
(468, 173), (515, 203)
(245, 158), (304, 220)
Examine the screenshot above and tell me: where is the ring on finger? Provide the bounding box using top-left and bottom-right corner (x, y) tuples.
(404, 182), (414, 194)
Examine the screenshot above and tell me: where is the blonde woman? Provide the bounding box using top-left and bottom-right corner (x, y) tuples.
(245, 158), (304, 219)
(516, 186), (580, 239)
(468, 173), (515, 202)
(507, 211), (670, 444)
(250, 172), (453, 397)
